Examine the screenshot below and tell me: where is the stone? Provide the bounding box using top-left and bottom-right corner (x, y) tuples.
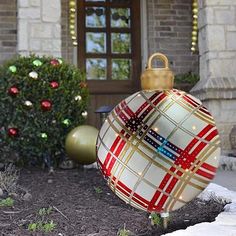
(30, 23), (53, 38)
(30, 0), (40, 7)
(209, 58), (236, 79)
(215, 9), (235, 24)
(0, 188), (3, 197)
(18, 0), (29, 7)
(226, 32), (236, 50)
(53, 24), (61, 38)
(18, 21), (29, 51)
(18, 8), (40, 19)
(203, 0), (236, 6)
(207, 25), (225, 51)
(42, 0), (61, 22)
(29, 39), (41, 51)
(23, 192), (32, 201)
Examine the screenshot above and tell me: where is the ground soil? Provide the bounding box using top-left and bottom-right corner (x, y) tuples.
(0, 168), (226, 236)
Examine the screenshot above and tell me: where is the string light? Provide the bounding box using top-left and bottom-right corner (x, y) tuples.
(69, 0), (78, 46)
(191, 0), (198, 52)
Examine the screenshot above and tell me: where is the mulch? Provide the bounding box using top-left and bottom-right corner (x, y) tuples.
(0, 168), (226, 236)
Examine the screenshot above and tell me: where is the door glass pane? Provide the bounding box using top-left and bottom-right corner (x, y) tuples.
(111, 8), (130, 28)
(86, 32), (106, 53)
(110, 0), (131, 3)
(111, 33), (131, 53)
(86, 0), (105, 2)
(86, 59), (107, 80)
(86, 7), (106, 28)
(112, 59), (131, 80)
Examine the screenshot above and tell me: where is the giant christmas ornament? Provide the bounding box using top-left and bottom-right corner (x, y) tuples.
(65, 125), (98, 165)
(97, 53), (221, 213)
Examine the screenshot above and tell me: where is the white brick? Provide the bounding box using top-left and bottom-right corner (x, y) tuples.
(209, 58), (236, 79)
(18, 8), (40, 19)
(215, 9), (235, 24)
(52, 39), (61, 51)
(53, 24), (61, 38)
(29, 39), (41, 51)
(226, 32), (236, 50)
(206, 25), (225, 51)
(31, 23), (53, 38)
(18, 0), (61, 58)
(18, 0), (29, 8)
(198, 7), (215, 29)
(219, 51), (236, 59)
(227, 25), (236, 32)
(18, 20), (28, 51)
(42, 39), (53, 51)
(204, 0), (236, 6)
(42, 0), (61, 22)
(30, 0), (40, 7)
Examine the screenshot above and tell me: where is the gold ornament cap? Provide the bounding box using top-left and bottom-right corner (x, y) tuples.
(141, 53), (174, 91)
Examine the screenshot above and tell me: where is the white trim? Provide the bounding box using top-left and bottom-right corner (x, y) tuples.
(140, 0), (148, 70)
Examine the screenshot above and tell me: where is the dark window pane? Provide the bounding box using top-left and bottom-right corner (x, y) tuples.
(86, 32), (106, 53)
(86, 0), (105, 2)
(111, 8), (130, 28)
(86, 7), (106, 28)
(86, 59), (107, 80)
(110, 0), (131, 3)
(112, 59), (131, 80)
(111, 33), (131, 53)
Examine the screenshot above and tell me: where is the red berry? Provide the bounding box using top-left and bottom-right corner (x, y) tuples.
(8, 86), (19, 96)
(8, 128), (19, 137)
(50, 59), (60, 66)
(41, 100), (52, 111)
(50, 81), (59, 89)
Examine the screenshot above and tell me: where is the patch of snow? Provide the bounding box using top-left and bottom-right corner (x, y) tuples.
(219, 155), (236, 171)
(163, 183), (236, 236)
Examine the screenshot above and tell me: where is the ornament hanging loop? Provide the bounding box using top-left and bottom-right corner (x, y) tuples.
(147, 53), (169, 69)
(141, 52), (174, 91)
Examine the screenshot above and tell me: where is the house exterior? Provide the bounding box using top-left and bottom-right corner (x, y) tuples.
(0, 0), (236, 155)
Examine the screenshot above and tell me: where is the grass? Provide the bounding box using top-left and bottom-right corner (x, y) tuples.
(94, 186), (103, 194)
(28, 206), (57, 233)
(149, 212), (162, 226)
(0, 197), (14, 207)
(28, 220), (56, 233)
(117, 224), (131, 236)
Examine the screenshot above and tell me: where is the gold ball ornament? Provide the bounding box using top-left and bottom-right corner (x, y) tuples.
(193, 19), (198, 25)
(193, 8), (198, 14)
(69, 1), (76, 7)
(97, 53), (220, 213)
(192, 31), (197, 36)
(192, 2), (198, 8)
(192, 36), (197, 42)
(65, 125), (99, 165)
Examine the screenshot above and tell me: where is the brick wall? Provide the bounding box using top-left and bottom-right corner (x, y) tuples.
(61, 0), (74, 63)
(0, 0), (17, 65)
(147, 0), (199, 74)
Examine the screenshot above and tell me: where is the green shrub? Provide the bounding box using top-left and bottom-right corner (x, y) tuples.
(175, 72), (200, 86)
(0, 55), (89, 166)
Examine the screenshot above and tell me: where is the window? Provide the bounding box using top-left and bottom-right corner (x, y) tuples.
(77, 0), (141, 94)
